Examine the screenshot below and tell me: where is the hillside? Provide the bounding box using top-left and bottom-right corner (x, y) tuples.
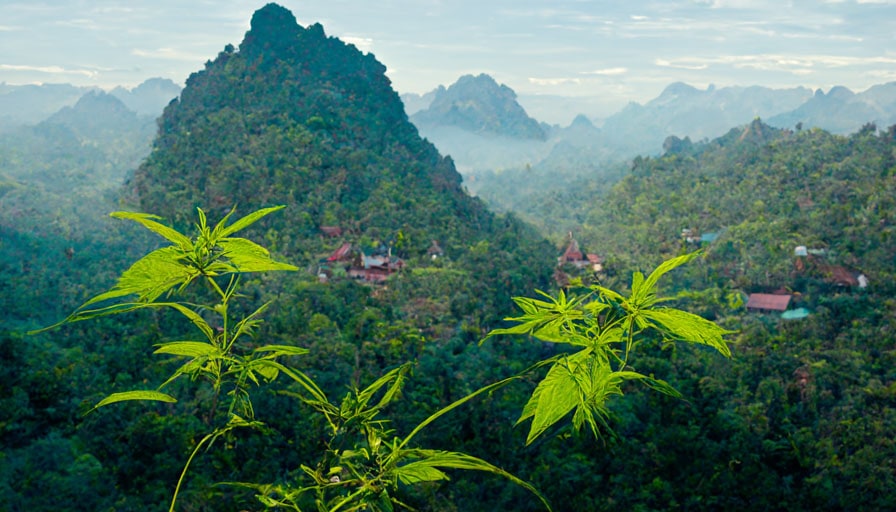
(132, 7), (552, 282)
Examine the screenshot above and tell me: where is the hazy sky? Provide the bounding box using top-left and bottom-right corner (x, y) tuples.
(2, 0), (896, 116)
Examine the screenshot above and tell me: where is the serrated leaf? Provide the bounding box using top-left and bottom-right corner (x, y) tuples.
(217, 205), (286, 238)
(640, 308), (733, 357)
(525, 361), (581, 444)
(217, 238), (298, 272)
(641, 252), (700, 297)
(81, 246), (194, 307)
(394, 450), (552, 510)
(110, 211), (192, 249)
(157, 302), (215, 341)
(252, 345), (310, 357)
(394, 463), (450, 484)
(154, 341), (221, 358)
(93, 390), (177, 409)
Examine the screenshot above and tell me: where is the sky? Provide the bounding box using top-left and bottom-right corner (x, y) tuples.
(2, 0), (896, 118)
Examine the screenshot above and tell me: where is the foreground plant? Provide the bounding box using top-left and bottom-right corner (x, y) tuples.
(36, 206), (549, 511)
(38, 206), (730, 511)
(484, 252), (733, 444)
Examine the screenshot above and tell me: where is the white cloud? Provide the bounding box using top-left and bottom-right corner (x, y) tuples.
(0, 64), (97, 78)
(528, 77), (583, 86)
(342, 36), (374, 52)
(131, 47), (210, 62)
(655, 59), (708, 70)
(656, 54), (896, 74)
(583, 67), (628, 76)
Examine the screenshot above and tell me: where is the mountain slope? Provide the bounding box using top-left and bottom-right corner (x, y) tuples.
(130, 2), (553, 301)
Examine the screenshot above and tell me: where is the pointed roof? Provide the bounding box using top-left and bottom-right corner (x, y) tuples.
(561, 232), (584, 262)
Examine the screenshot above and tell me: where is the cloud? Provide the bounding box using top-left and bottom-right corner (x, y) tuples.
(342, 36), (374, 52)
(655, 59), (708, 70)
(656, 54), (896, 74)
(583, 67), (628, 76)
(131, 47), (210, 62)
(528, 77), (583, 86)
(0, 64), (98, 78)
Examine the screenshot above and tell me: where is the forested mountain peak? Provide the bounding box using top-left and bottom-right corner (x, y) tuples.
(44, 90), (137, 131)
(411, 73), (546, 140)
(129, 2), (552, 292)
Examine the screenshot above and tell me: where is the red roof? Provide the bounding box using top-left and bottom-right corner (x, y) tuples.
(562, 238), (583, 262)
(746, 293), (791, 311)
(326, 242), (352, 262)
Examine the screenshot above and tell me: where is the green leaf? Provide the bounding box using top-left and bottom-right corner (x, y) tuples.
(93, 390), (177, 409)
(217, 205), (286, 238)
(616, 371), (683, 398)
(217, 238), (298, 272)
(393, 463), (450, 484)
(393, 450), (552, 511)
(357, 363), (411, 410)
(155, 302), (216, 342)
(154, 341), (222, 358)
(110, 211), (192, 249)
(640, 308), (733, 357)
(523, 359), (583, 444)
(484, 291), (586, 345)
(252, 344), (310, 357)
(248, 360), (280, 381)
(633, 252), (700, 306)
(80, 246), (195, 307)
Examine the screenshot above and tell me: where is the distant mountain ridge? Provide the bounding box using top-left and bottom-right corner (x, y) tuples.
(0, 78), (181, 129)
(410, 73), (546, 140)
(109, 77), (182, 117)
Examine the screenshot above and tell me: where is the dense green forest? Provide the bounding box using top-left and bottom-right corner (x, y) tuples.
(3, 3), (896, 511)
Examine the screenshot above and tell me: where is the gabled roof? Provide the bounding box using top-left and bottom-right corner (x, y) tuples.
(326, 242), (352, 262)
(562, 235), (584, 262)
(746, 293), (791, 311)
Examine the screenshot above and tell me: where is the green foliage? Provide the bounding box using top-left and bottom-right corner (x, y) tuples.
(486, 252), (732, 444)
(38, 206), (553, 511)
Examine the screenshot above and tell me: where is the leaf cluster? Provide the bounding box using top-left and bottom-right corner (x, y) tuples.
(486, 251), (733, 444)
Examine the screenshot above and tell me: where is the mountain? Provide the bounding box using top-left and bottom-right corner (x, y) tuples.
(109, 77), (182, 117)
(400, 86), (442, 116)
(767, 82), (896, 133)
(131, 2), (553, 302)
(411, 73), (546, 140)
(597, 82), (813, 156)
(0, 90), (156, 192)
(0, 82), (96, 128)
(406, 74), (555, 172)
(44, 90), (149, 140)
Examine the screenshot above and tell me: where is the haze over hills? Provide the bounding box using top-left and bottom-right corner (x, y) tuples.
(0, 78), (180, 130)
(403, 76), (896, 179)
